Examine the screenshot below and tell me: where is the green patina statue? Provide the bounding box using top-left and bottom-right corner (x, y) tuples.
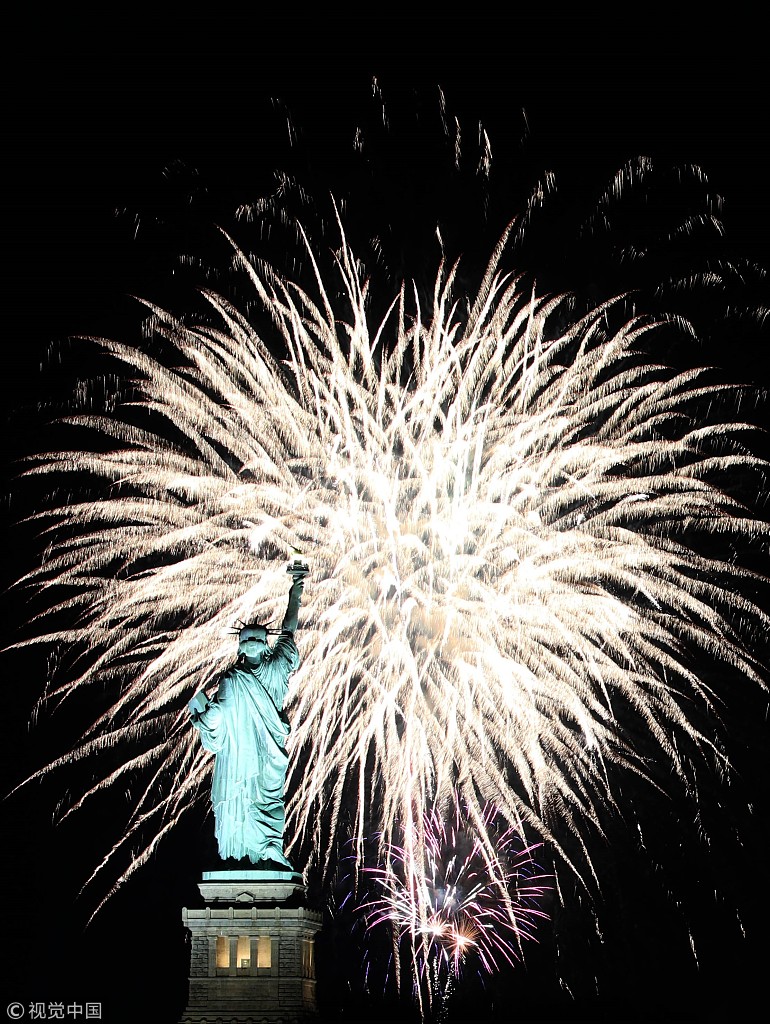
(189, 561), (308, 868)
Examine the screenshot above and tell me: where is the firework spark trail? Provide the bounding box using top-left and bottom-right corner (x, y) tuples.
(14, 201), (769, 919)
(360, 801), (552, 1013)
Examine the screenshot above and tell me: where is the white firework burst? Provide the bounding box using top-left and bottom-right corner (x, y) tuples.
(14, 203), (768, 920)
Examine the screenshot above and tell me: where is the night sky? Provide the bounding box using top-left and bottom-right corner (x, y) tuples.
(2, 19), (769, 1024)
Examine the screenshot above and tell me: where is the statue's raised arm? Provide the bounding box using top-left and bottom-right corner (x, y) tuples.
(282, 557), (309, 633)
(189, 562), (307, 870)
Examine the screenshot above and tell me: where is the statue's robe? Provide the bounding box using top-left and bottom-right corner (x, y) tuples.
(192, 632), (299, 865)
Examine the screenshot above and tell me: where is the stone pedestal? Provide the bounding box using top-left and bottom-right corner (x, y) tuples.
(181, 869), (322, 1023)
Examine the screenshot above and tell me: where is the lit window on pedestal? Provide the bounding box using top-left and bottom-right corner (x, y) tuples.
(215, 936), (229, 969)
(302, 938), (315, 979)
(257, 936), (272, 968)
(237, 936), (250, 968)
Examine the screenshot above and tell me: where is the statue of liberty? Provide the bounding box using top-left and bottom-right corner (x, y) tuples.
(188, 561), (307, 869)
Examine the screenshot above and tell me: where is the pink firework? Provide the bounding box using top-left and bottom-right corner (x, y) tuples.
(361, 800), (552, 1010)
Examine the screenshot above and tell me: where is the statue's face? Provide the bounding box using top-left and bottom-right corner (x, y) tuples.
(238, 624), (269, 662)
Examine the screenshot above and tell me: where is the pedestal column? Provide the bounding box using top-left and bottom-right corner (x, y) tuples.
(181, 868), (321, 1023)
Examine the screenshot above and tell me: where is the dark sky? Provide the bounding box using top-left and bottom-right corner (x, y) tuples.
(2, 19), (769, 1024)
(5, 24), (769, 420)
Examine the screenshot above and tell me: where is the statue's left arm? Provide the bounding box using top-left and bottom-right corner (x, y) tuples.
(188, 678), (228, 753)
